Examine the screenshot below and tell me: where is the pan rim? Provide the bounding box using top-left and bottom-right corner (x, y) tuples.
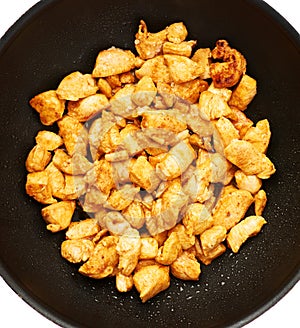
(0, 0), (299, 327)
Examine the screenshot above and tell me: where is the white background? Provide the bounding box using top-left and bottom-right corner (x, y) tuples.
(0, 1), (299, 327)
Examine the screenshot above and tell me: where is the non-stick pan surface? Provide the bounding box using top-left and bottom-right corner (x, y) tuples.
(0, 0), (299, 327)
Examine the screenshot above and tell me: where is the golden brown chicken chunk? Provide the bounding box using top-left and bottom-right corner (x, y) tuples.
(57, 115), (88, 156)
(243, 119), (271, 154)
(116, 273), (134, 292)
(229, 74), (257, 110)
(194, 238), (226, 265)
(66, 218), (100, 240)
(116, 229), (141, 276)
(29, 90), (65, 126)
(166, 22), (188, 44)
(254, 189), (267, 216)
(199, 91), (232, 120)
(224, 139), (276, 179)
(210, 40), (247, 88)
(122, 200), (145, 230)
(163, 40), (196, 57)
(135, 20), (167, 60)
(234, 170), (262, 194)
(200, 225), (227, 256)
(56, 72), (98, 101)
(131, 76), (157, 107)
(67, 94), (109, 122)
(171, 79), (208, 104)
(212, 189), (253, 230)
(139, 238), (159, 260)
(41, 200), (76, 232)
(164, 54), (204, 84)
(25, 144), (52, 173)
(26, 171), (57, 204)
(170, 250), (200, 280)
(183, 203), (214, 236)
(168, 224), (195, 250)
(106, 185), (140, 211)
(79, 236), (119, 279)
(192, 48), (212, 79)
(44, 162), (65, 198)
(227, 215), (267, 253)
(35, 131), (63, 151)
(92, 47), (136, 77)
(133, 263), (170, 302)
(61, 239), (94, 263)
(214, 116), (240, 148)
(155, 232), (182, 265)
(135, 55), (171, 83)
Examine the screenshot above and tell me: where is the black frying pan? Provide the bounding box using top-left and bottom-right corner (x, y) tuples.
(0, 0), (299, 327)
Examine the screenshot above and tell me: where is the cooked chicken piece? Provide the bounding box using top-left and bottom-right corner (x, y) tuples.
(171, 250), (200, 280)
(254, 189), (267, 216)
(105, 150), (129, 162)
(94, 208), (109, 228)
(212, 189), (253, 230)
(164, 54), (204, 84)
(229, 74), (257, 110)
(207, 82), (232, 102)
(166, 22), (188, 44)
(92, 47), (136, 77)
(106, 185), (140, 211)
(171, 79), (208, 104)
(56, 72), (98, 101)
(224, 139), (276, 179)
(168, 224), (195, 250)
(110, 160), (131, 185)
(103, 212), (131, 236)
(134, 20), (167, 60)
(214, 116), (240, 148)
(88, 112), (116, 160)
(110, 84), (137, 118)
(92, 227), (109, 244)
(97, 78), (112, 98)
(133, 263), (170, 302)
(26, 171), (57, 204)
(67, 94), (109, 122)
(156, 82), (176, 108)
(61, 239), (94, 263)
(210, 40), (247, 88)
(119, 72), (135, 85)
(228, 108), (252, 137)
(97, 124), (122, 155)
(116, 229), (141, 275)
(194, 237), (226, 265)
(57, 115), (88, 156)
(235, 170), (262, 194)
(129, 156), (160, 192)
(148, 152), (167, 167)
(199, 91), (232, 120)
(135, 55), (171, 83)
(66, 218), (100, 240)
(243, 119), (271, 154)
(94, 159), (115, 195)
(132, 76), (157, 107)
(29, 90), (65, 126)
(142, 110), (187, 133)
(106, 74), (122, 89)
(35, 131), (63, 151)
(227, 215), (267, 253)
(52, 149), (73, 174)
(163, 40), (196, 57)
(82, 186), (109, 213)
(151, 231), (168, 248)
(200, 225), (227, 256)
(25, 144), (52, 172)
(156, 140), (196, 180)
(41, 200), (76, 232)
(44, 162), (65, 198)
(191, 48), (212, 79)
(139, 237), (159, 259)
(122, 200), (145, 229)
(53, 149), (92, 176)
(79, 236), (119, 279)
(116, 272), (134, 292)
(55, 174), (87, 200)
(160, 178), (188, 210)
(182, 203), (213, 236)
(134, 56), (145, 68)
(155, 231), (182, 265)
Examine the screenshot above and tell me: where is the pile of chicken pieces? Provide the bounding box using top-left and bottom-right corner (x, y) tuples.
(25, 20), (276, 302)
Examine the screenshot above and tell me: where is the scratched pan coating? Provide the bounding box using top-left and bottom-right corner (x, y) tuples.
(0, 0), (299, 327)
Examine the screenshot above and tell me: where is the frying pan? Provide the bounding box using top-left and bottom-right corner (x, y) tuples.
(0, 0), (299, 327)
